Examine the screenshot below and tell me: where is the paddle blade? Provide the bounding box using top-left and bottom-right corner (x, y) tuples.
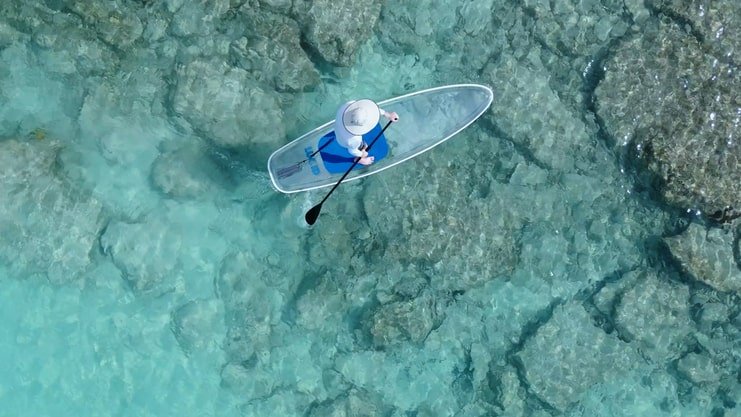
(305, 203), (323, 225)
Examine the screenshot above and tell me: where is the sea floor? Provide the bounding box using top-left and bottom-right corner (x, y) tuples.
(0, 1), (739, 416)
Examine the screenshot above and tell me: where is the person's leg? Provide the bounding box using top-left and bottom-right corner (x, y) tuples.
(356, 141), (373, 165)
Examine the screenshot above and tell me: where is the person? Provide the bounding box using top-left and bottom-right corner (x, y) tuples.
(334, 99), (399, 165)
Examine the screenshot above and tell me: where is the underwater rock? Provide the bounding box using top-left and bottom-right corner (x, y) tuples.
(49, 69), (171, 219)
(482, 364), (526, 415)
(664, 223), (740, 294)
(150, 140), (224, 199)
(231, 10), (319, 92)
(377, 0), (547, 93)
(215, 251), (293, 315)
(67, 0), (143, 47)
(0, 21), (22, 48)
(376, 1), (459, 50)
(97, 202), (231, 295)
(307, 388), (390, 417)
(37, 32), (118, 76)
(294, 276), (348, 332)
(482, 57), (600, 172)
(613, 270), (694, 361)
(171, 59), (285, 152)
(517, 302), (639, 411)
(591, 271), (642, 317)
(220, 361), (252, 391)
(101, 218), (181, 293)
(0, 41), (83, 137)
(376, 0), (501, 76)
(362, 131), (521, 292)
(576, 367), (714, 415)
(519, 0), (633, 110)
(215, 251), (295, 363)
(697, 302), (729, 329)
(683, 289), (740, 393)
(676, 352), (721, 386)
(0, 1), (56, 33)
(100, 202), (232, 295)
(388, 272), (428, 301)
(0, 139), (103, 283)
(222, 334), (327, 401)
(91, 66), (171, 124)
(526, 0), (629, 56)
(378, 0), (456, 46)
(139, 6), (171, 43)
(368, 290), (446, 349)
(596, 22), (739, 215)
(171, 298), (224, 354)
(335, 347), (463, 415)
(646, 0), (740, 59)
(257, 0), (292, 14)
(219, 359), (286, 399)
(1, 5), (117, 76)
(366, 191), (520, 292)
(295, 0), (383, 66)
(523, 0), (632, 104)
(170, 0), (230, 37)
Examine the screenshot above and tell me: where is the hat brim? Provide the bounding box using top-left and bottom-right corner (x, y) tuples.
(342, 99), (380, 136)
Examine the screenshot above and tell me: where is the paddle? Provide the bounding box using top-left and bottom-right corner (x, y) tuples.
(277, 137), (336, 178)
(305, 120), (394, 225)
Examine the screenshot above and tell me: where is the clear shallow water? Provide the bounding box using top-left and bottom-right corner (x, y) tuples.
(1, 1), (739, 416)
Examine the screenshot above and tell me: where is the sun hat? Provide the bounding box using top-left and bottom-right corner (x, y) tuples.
(342, 99), (380, 135)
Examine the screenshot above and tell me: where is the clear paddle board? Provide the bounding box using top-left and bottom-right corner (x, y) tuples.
(267, 84), (494, 194)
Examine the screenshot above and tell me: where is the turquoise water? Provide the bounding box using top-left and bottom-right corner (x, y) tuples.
(1, 1), (739, 416)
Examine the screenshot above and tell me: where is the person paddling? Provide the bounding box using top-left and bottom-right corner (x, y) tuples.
(334, 99), (399, 165)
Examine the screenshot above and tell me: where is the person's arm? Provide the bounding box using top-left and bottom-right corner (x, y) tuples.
(379, 108), (399, 122)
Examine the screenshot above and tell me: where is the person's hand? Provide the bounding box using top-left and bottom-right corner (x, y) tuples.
(386, 111), (399, 122)
(361, 150), (369, 158)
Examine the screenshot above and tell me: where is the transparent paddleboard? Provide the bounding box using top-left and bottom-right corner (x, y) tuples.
(267, 84), (494, 194)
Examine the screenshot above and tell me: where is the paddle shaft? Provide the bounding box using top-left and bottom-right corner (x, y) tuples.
(305, 120), (394, 224)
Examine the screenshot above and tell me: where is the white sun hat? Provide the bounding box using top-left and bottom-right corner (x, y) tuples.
(342, 99), (381, 136)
